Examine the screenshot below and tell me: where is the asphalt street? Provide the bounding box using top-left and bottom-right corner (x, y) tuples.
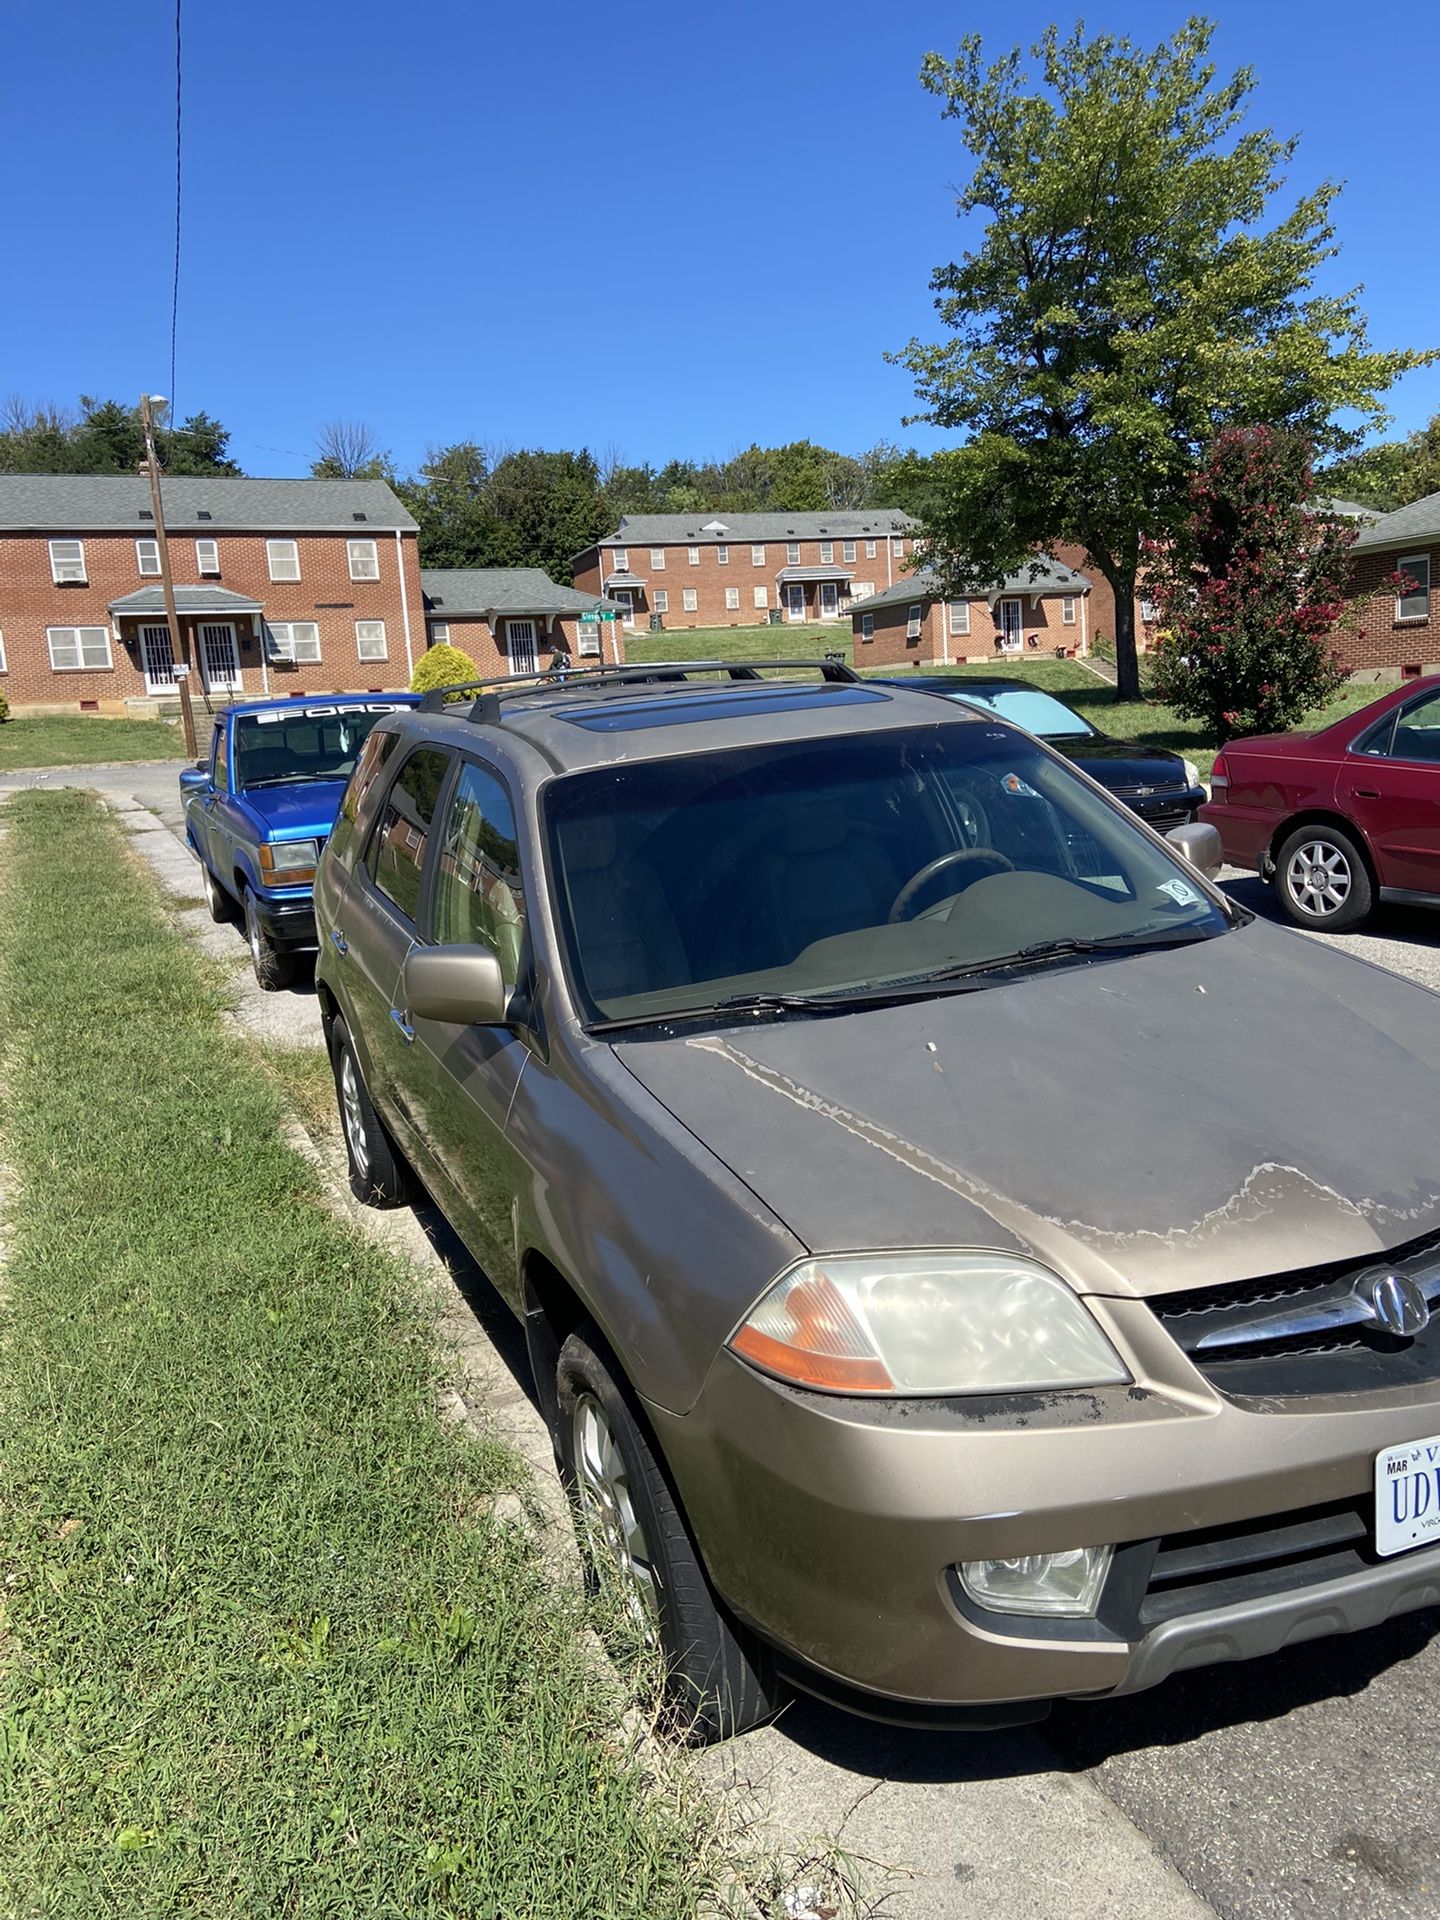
(7, 757), (1440, 1918)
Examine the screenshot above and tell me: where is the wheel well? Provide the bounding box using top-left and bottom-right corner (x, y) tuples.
(1267, 810), (1375, 882)
(314, 979), (339, 1050)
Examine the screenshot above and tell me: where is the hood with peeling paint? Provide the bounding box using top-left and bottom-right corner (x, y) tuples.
(613, 916), (1440, 1299)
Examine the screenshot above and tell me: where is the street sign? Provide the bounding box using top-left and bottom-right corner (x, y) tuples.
(580, 610), (618, 623)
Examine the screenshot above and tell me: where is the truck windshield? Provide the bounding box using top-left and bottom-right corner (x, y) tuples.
(546, 721), (1230, 1023)
(233, 707), (395, 789)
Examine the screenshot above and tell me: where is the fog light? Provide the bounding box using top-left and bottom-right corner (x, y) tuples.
(959, 1545), (1113, 1618)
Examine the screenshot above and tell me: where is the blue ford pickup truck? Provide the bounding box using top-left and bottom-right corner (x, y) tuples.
(181, 694), (418, 989)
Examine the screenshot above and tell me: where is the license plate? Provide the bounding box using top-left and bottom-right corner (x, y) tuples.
(1375, 1434), (1440, 1556)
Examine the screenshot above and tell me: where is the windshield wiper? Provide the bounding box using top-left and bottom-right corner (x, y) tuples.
(242, 770), (346, 788)
(588, 980), (992, 1033)
(919, 926), (1213, 983)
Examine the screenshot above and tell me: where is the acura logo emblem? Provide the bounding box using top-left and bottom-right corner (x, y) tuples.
(1358, 1268), (1432, 1339)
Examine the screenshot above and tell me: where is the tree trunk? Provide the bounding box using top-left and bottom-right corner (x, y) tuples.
(1109, 571), (1142, 700)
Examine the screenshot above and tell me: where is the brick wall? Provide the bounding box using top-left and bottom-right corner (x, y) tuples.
(0, 526), (424, 711)
(852, 591), (1083, 666)
(425, 611), (627, 675)
(572, 529), (917, 632)
(1047, 542), (1155, 653)
(1335, 543), (1440, 673)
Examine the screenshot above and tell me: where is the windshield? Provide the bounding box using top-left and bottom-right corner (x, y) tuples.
(946, 687), (1095, 738)
(233, 706), (398, 789)
(546, 721), (1229, 1023)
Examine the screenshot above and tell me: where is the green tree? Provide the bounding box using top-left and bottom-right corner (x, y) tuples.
(483, 449), (610, 583)
(311, 419), (395, 481)
(410, 641), (479, 699)
(892, 18), (1431, 698)
(1145, 427), (1350, 743)
(397, 442), (499, 569)
(0, 395), (241, 475)
(1321, 411), (1440, 511)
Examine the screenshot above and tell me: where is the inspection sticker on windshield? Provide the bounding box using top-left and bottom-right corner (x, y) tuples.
(1375, 1433), (1440, 1556)
(1000, 772), (1041, 798)
(1159, 877), (1201, 907)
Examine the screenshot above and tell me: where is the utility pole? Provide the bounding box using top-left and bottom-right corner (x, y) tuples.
(139, 392), (198, 759)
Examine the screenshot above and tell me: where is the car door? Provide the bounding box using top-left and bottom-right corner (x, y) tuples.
(193, 717), (228, 877)
(344, 744), (457, 1160)
(402, 757), (532, 1299)
(1341, 686), (1440, 897)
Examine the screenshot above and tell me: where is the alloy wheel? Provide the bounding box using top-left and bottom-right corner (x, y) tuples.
(339, 1050), (370, 1179)
(1286, 839), (1352, 919)
(571, 1392), (660, 1642)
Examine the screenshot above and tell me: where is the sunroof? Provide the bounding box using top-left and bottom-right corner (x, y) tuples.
(561, 684), (887, 733)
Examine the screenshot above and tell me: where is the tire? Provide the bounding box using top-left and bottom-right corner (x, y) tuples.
(331, 1017), (412, 1208)
(555, 1328), (785, 1744)
(201, 861), (236, 925)
(1275, 824), (1374, 932)
(243, 885), (297, 991)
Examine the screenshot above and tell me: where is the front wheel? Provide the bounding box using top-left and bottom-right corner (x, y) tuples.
(555, 1329), (785, 1744)
(201, 861), (236, 925)
(1275, 824), (1374, 932)
(243, 885), (297, 990)
(330, 1017), (412, 1207)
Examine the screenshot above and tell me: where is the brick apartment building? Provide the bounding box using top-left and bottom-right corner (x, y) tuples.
(0, 475), (425, 713)
(850, 559), (1092, 667)
(571, 510), (921, 631)
(421, 568), (626, 676)
(1337, 492), (1440, 675)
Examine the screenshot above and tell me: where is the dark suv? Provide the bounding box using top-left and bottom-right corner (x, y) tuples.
(314, 660), (1440, 1742)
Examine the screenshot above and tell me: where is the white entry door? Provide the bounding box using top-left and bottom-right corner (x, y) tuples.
(819, 581), (839, 620)
(786, 583), (806, 622)
(198, 621), (242, 692)
(998, 598), (1023, 652)
(612, 589), (635, 630)
(141, 623), (177, 693)
(507, 619), (538, 675)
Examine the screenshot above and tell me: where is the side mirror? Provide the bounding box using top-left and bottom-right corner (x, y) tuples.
(403, 944), (509, 1027)
(1165, 820), (1224, 882)
(179, 765), (210, 794)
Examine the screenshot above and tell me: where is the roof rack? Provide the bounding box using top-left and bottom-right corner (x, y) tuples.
(417, 656), (860, 724)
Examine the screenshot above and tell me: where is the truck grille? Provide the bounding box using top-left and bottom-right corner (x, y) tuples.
(1149, 1226), (1440, 1397)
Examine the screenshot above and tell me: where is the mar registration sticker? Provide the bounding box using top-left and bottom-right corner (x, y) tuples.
(1375, 1433), (1440, 1556)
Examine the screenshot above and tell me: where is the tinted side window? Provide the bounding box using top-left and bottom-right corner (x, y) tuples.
(330, 727), (401, 867)
(365, 747), (452, 923)
(1390, 688), (1440, 764)
(208, 724), (228, 791)
(432, 762), (526, 983)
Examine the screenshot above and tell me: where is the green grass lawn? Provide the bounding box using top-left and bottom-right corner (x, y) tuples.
(0, 714), (187, 771)
(625, 622), (853, 666)
(0, 791), (719, 1918)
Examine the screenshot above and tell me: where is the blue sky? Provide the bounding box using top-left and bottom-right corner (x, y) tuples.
(2, 0), (1436, 478)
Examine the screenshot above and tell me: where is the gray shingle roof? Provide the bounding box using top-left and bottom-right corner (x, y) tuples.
(421, 568), (618, 618)
(0, 474), (418, 533)
(1352, 491), (1440, 553)
(855, 557), (1089, 615)
(593, 509), (918, 548)
(108, 585), (264, 615)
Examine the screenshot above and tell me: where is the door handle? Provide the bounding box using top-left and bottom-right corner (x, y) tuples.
(389, 1006), (415, 1044)
(1350, 788), (1381, 799)
(329, 928), (348, 956)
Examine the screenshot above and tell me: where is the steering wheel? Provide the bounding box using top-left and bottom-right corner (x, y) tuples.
(888, 847), (1015, 923)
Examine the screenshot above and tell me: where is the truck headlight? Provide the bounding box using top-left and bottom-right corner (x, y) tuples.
(1183, 759), (1201, 790)
(259, 839), (320, 880)
(959, 1546), (1113, 1618)
(728, 1253), (1129, 1396)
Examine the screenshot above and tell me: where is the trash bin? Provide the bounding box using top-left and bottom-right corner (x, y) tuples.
(767, 608), (784, 627)
(649, 614), (664, 632)
(1054, 645), (1068, 659)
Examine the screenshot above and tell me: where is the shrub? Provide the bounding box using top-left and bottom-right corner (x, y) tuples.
(0, 687), (9, 722)
(410, 642), (478, 700)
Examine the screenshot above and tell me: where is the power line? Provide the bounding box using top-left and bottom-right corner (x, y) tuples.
(170, 0), (183, 412)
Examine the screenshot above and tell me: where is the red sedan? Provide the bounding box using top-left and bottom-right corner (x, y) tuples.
(1201, 677), (1440, 930)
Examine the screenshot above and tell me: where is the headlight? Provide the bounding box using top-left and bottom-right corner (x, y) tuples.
(1182, 759), (1201, 790)
(260, 838), (320, 876)
(728, 1253), (1130, 1396)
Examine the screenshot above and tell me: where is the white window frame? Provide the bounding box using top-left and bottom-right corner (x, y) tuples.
(650, 547), (666, 571)
(1397, 553), (1432, 623)
(267, 621), (321, 663)
(0, 630), (7, 672)
(724, 586), (740, 611)
(48, 539), (87, 584)
(613, 546), (628, 570)
(947, 600), (971, 637)
(347, 538), (380, 582)
(355, 619), (388, 661)
(47, 625), (112, 670)
(267, 539), (301, 583)
(865, 539), (877, 559)
(716, 544), (729, 565)
(682, 587), (698, 613)
(751, 544), (765, 566)
(688, 546), (701, 567)
(195, 538), (220, 576)
(820, 541), (834, 564)
(906, 603), (923, 640)
(429, 621), (450, 645)
(1061, 596), (1077, 626)
(753, 585), (768, 609)
(136, 538), (161, 576)
(787, 542), (801, 564)
(577, 620), (602, 658)
(653, 588), (669, 613)
(851, 581), (874, 601)
(893, 538), (905, 558)
(843, 540), (856, 563)
(861, 612), (874, 641)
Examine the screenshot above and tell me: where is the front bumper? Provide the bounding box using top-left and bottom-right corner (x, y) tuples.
(649, 1312), (1440, 1715)
(1125, 783), (1207, 830)
(249, 886), (316, 949)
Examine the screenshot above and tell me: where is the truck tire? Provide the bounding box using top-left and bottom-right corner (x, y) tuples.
(243, 885), (296, 991)
(331, 1017), (412, 1207)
